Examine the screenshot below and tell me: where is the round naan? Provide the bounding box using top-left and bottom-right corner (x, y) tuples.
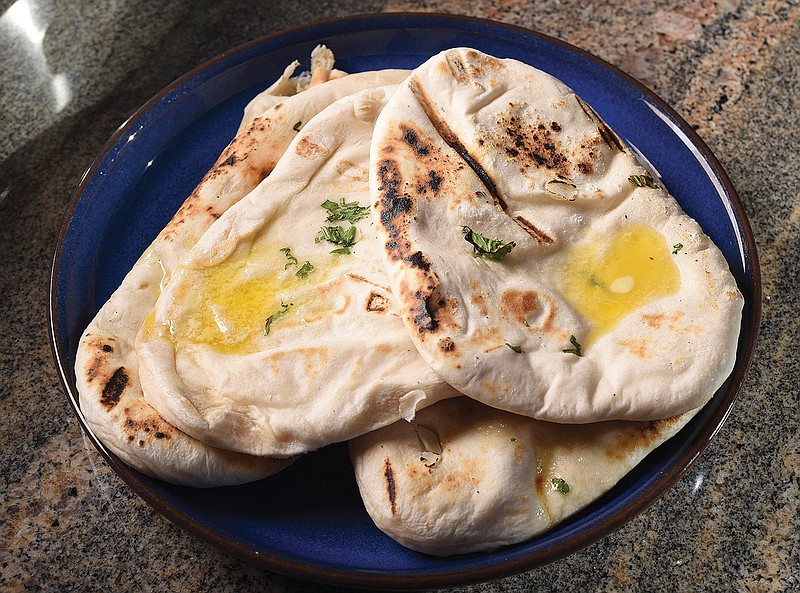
(350, 396), (698, 556)
(75, 61), (409, 486)
(370, 48), (743, 423)
(136, 85), (459, 458)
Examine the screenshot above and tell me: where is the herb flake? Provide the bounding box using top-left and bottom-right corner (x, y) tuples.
(462, 226), (516, 260)
(295, 261), (314, 278)
(264, 301), (292, 336)
(628, 174), (660, 189)
(321, 198), (370, 224)
(280, 247), (298, 270)
(562, 335), (583, 356)
(672, 243), (684, 254)
(316, 224), (357, 254)
(292, 120), (302, 132)
(551, 477), (570, 494)
(506, 343), (523, 353)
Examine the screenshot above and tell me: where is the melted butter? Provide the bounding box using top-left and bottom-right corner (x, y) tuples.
(141, 308), (158, 339)
(164, 241), (339, 355)
(559, 225), (680, 343)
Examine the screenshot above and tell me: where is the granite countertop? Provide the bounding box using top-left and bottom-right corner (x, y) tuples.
(1, 0), (796, 591)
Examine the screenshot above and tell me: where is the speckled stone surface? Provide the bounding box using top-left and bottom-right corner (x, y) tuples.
(1, 0), (797, 591)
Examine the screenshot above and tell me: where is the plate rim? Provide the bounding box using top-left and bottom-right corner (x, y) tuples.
(48, 12), (762, 590)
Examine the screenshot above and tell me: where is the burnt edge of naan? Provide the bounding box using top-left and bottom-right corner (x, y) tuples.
(374, 152), (448, 338)
(159, 115), (281, 242)
(80, 333), (178, 446)
(82, 334), (128, 411)
(604, 414), (686, 461)
(376, 118), (474, 340)
(377, 155), (461, 338)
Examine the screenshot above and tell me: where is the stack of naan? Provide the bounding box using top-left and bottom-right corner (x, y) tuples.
(75, 47), (743, 555)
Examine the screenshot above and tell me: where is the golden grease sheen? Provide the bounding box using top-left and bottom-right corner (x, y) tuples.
(559, 225), (680, 343)
(145, 242), (322, 355)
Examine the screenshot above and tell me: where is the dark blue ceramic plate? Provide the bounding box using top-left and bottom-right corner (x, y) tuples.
(50, 13), (760, 590)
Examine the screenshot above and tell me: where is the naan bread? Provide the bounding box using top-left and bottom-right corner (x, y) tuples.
(350, 397), (698, 556)
(370, 48), (743, 423)
(75, 63), (409, 486)
(136, 85), (459, 458)
(237, 45), (348, 132)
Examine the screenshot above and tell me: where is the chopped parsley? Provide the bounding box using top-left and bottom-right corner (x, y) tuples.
(264, 301), (292, 336)
(672, 243), (684, 254)
(587, 272), (607, 289)
(628, 174), (660, 189)
(321, 198), (370, 224)
(295, 261), (314, 278)
(280, 247), (314, 278)
(293, 120), (302, 132)
(461, 226), (516, 260)
(280, 247), (298, 270)
(551, 477), (570, 494)
(562, 335), (583, 356)
(506, 343), (523, 353)
(316, 224), (357, 254)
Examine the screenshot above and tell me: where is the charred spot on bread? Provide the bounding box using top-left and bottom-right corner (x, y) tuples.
(405, 251), (431, 271)
(401, 125), (431, 156)
(383, 457), (397, 516)
(438, 337), (456, 353)
(100, 367), (129, 410)
(366, 292), (390, 313)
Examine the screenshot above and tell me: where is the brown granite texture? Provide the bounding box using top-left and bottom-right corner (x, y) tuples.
(1, 0), (797, 591)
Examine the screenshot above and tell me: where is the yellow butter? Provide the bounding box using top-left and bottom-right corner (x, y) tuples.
(165, 242), (322, 355)
(559, 225), (680, 344)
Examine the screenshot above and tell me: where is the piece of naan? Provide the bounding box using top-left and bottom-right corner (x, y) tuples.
(350, 396), (698, 556)
(370, 48), (743, 423)
(136, 85), (459, 458)
(237, 44), (348, 132)
(75, 58), (409, 486)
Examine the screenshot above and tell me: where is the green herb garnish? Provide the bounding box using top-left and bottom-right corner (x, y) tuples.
(672, 243), (684, 254)
(293, 120), (302, 132)
(316, 224), (357, 254)
(506, 343), (523, 353)
(280, 247), (298, 270)
(280, 247), (314, 278)
(551, 477), (570, 494)
(321, 198), (370, 224)
(296, 261), (314, 278)
(264, 301), (292, 336)
(587, 273), (607, 289)
(461, 226), (516, 260)
(562, 335), (583, 356)
(628, 174), (659, 189)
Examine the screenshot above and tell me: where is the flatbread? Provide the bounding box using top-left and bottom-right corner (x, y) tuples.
(136, 85), (459, 458)
(237, 44), (348, 132)
(75, 64), (409, 486)
(370, 48), (743, 423)
(350, 396), (698, 556)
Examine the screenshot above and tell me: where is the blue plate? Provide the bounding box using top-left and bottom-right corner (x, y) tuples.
(50, 13), (761, 589)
